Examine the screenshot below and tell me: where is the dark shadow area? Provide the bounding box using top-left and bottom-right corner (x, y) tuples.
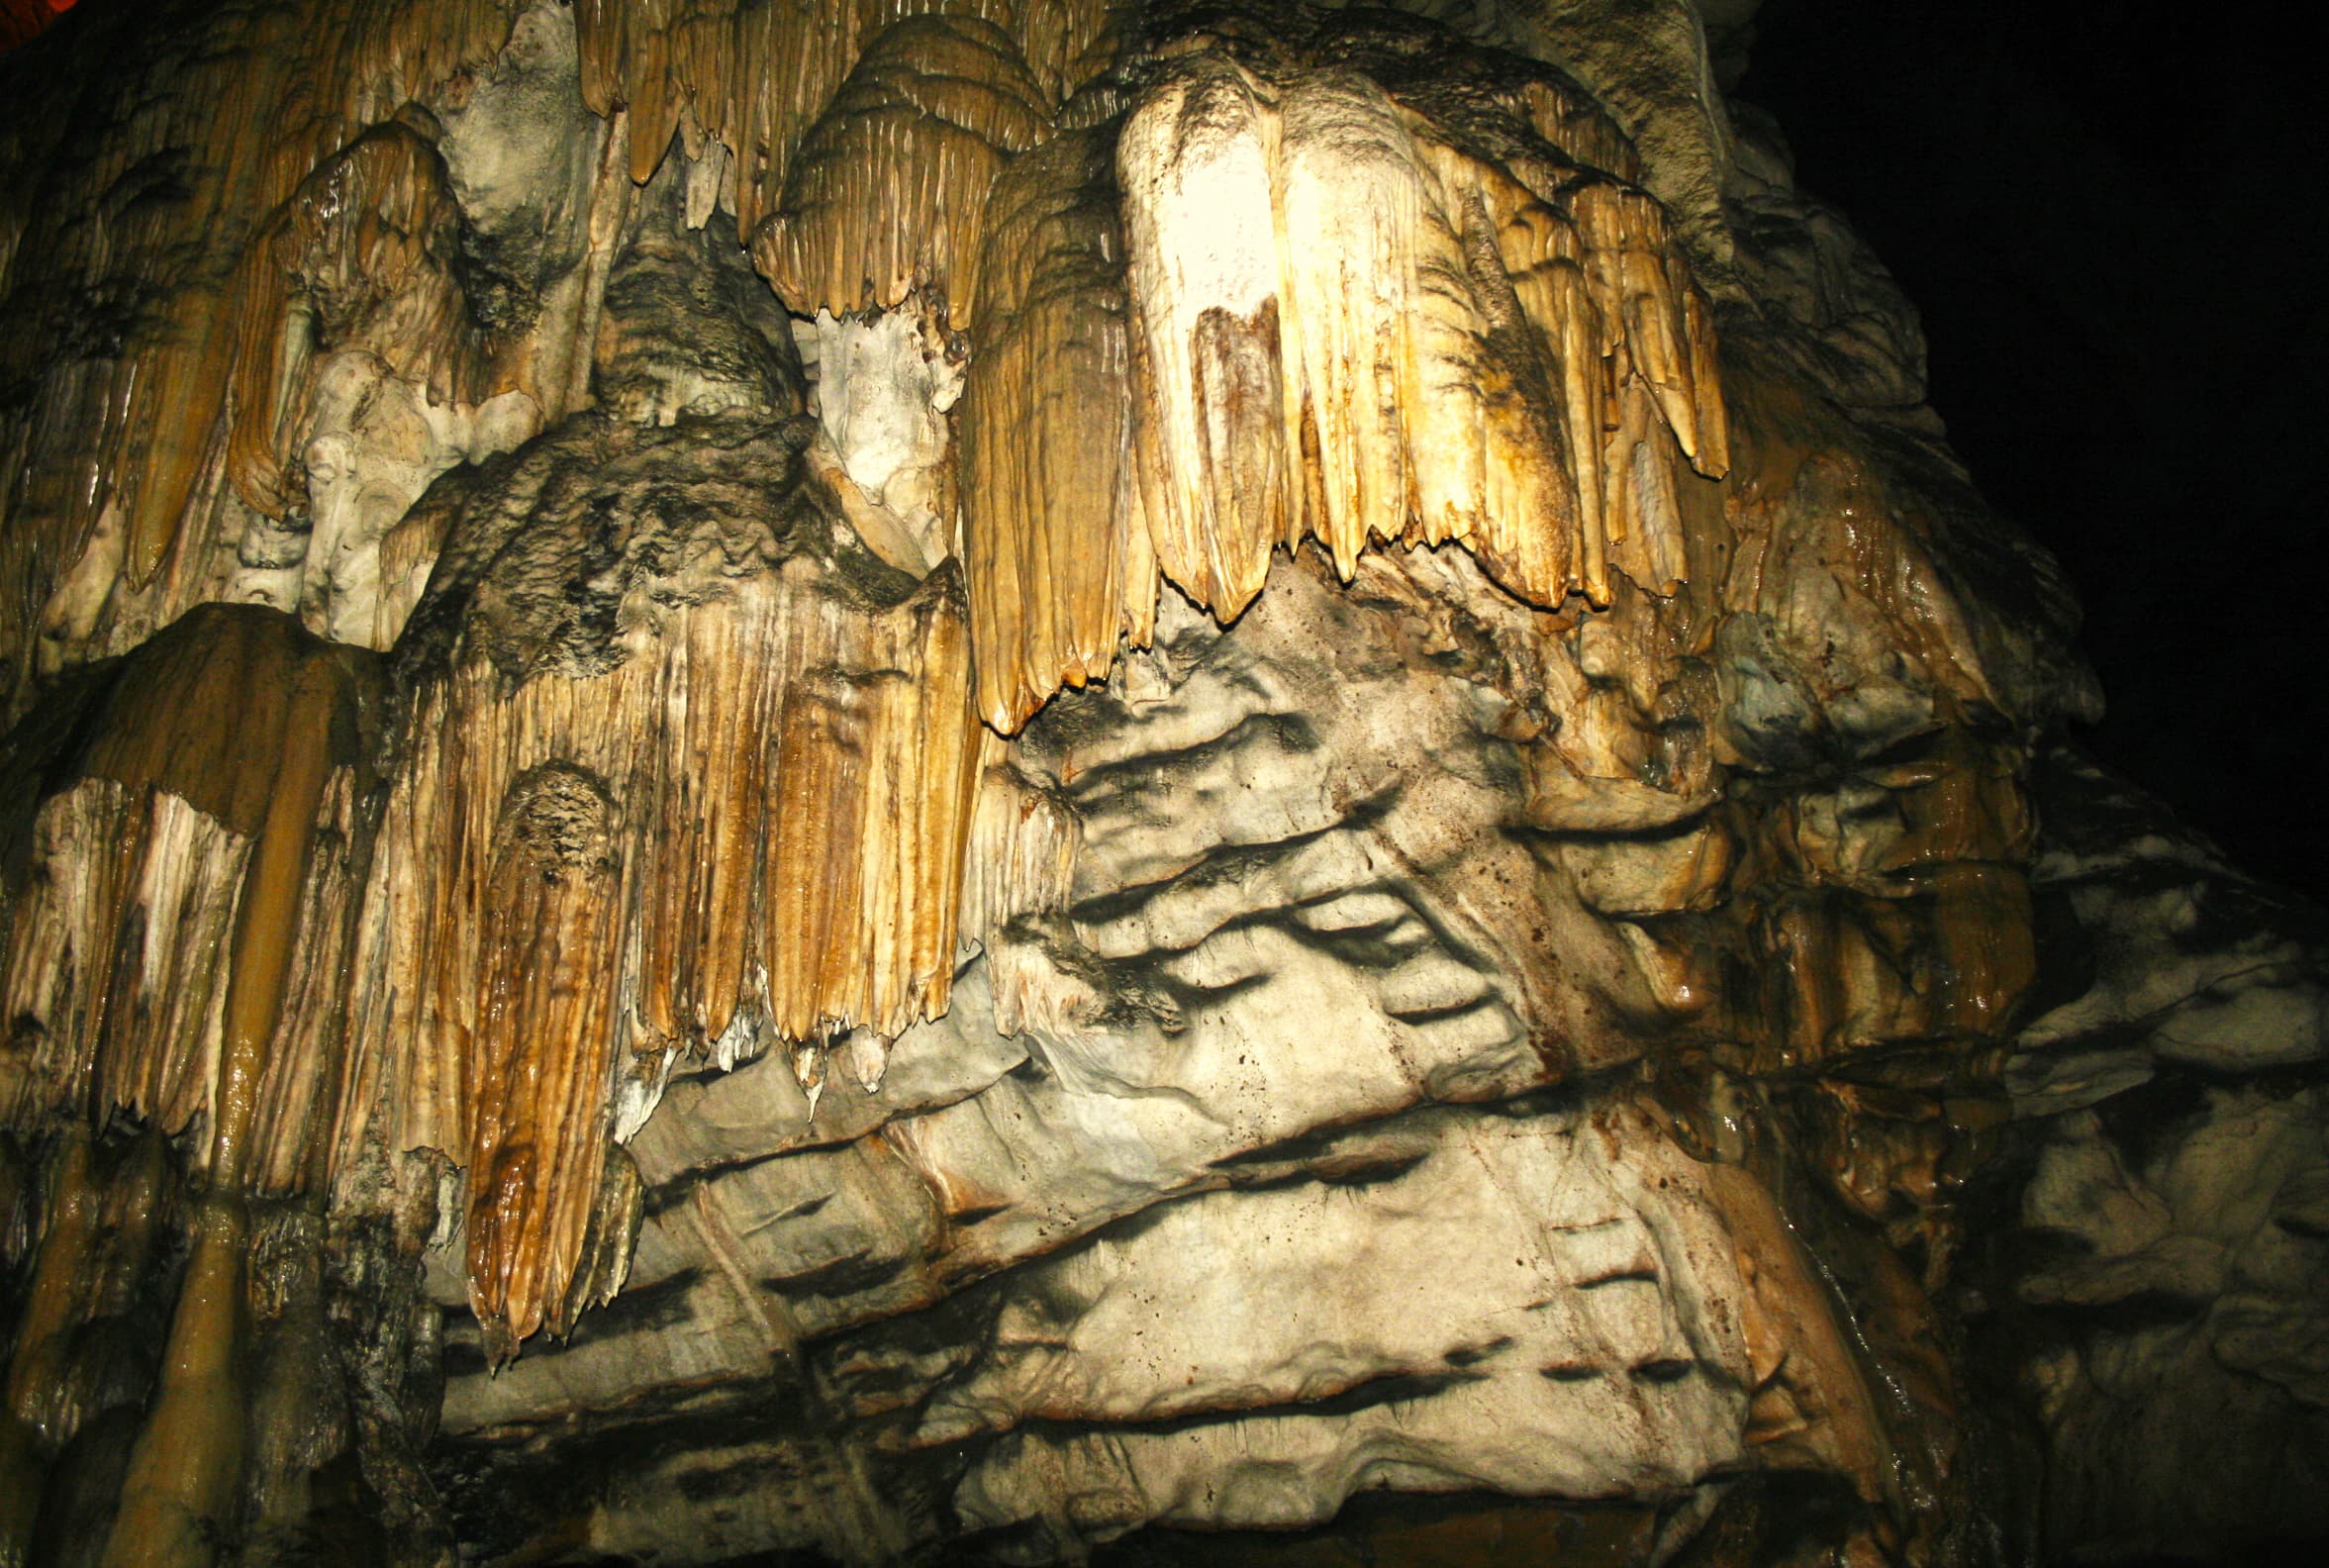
(1739, 0), (2329, 897)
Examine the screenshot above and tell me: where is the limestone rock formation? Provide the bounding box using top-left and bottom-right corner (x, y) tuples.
(0, 2), (2319, 1565)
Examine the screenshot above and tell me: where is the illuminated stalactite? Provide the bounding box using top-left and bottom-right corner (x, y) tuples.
(0, 605), (369, 1564)
(567, 0), (1118, 235)
(0, 609), (378, 1170)
(961, 126), (1156, 731)
(319, 556), (978, 1352)
(754, 14), (1054, 329)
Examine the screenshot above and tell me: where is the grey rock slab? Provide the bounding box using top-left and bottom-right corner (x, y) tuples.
(628, 961), (1027, 1186)
(942, 1106), (1750, 1547)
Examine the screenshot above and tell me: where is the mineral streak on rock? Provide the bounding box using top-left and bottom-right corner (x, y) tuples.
(0, 2), (2322, 1565)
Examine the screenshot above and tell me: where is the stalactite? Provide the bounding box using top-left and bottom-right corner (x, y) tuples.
(1116, 55), (1289, 619)
(342, 554), (978, 1350)
(961, 127), (1155, 731)
(568, 0), (1116, 239)
(462, 762), (625, 1361)
(961, 43), (1729, 728)
(0, 600), (365, 1564)
(0, 607), (378, 1166)
(0, 0), (517, 715)
(634, 600), (775, 1054)
(755, 14), (1052, 329)
(763, 570), (982, 1039)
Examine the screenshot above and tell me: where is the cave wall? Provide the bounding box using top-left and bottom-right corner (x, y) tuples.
(0, 3), (2321, 1564)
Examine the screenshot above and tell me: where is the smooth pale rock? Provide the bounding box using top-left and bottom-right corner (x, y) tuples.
(761, 1096), (1781, 1559)
(916, 1104), (1750, 1449)
(806, 304), (966, 568)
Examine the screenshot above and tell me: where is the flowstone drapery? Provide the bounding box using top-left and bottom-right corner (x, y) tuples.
(1, 3), (2321, 1564)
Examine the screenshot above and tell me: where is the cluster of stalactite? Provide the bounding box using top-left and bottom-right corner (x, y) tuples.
(343, 566), (981, 1354)
(1, 0), (1731, 724)
(0, 605), (378, 1562)
(541, 5), (1742, 732)
(0, 608), (378, 1197)
(569, 0), (1118, 226)
(0, 0), (519, 706)
(959, 29), (1731, 729)
(0, 0), (1746, 1219)
(0, 3), (2105, 1563)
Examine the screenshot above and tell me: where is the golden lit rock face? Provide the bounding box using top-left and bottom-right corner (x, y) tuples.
(755, 14), (1052, 328)
(1, 3), (2320, 1566)
(1, 607), (378, 1194)
(959, 32), (1730, 732)
(962, 126), (1156, 729)
(459, 760), (626, 1356)
(1115, 53), (1722, 611)
(0, 0), (518, 706)
(568, 0), (1116, 238)
(339, 412), (980, 1350)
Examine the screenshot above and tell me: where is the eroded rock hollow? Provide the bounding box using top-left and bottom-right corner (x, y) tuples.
(1, 2), (2322, 1564)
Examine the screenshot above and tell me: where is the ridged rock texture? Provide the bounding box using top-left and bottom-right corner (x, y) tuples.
(0, 2), (2319, 1566)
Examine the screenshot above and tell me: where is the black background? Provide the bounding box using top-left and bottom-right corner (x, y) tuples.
(1739, 0), (2329, 895)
